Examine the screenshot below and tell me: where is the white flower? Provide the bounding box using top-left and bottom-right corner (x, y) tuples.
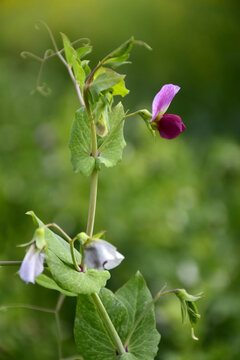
(84, 239), (124, 271)
(19, 243), (45, 284)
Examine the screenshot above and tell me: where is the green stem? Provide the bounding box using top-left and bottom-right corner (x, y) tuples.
(56, 35), (125, 355)
(70, 239), (81, 271)
(86, 169), (98, 237)
(44, 223), (72, 243)
(92, 293), (125, 355)
(0, 261), (22, 266)
(0, 304), (55, 313)
(43, 223), (80, 272)
(124, 110), (141, 119)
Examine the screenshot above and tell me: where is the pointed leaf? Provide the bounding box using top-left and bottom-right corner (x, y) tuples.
(74, 272), (160, 360)
(61, 32), (76, 66)
(72, 57), (86, 89)
(76, 45), (92, 59)
(115, 272), (160, 360)
(110, 37), (134, 58)
(69, 107), (95, 176)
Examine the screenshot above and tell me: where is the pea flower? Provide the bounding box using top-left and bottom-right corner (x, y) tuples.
(150, 84), (186, 139)
(84, 239), (124, 271)
(19, 243), (45, 284)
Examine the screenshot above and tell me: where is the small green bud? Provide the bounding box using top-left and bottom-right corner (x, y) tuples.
(95, 116), (108, 137)
(34, 227), (46, 250)
(76, 232), (89, 246)
(174, 289), (202, 341)
(175, 289), (201, 302)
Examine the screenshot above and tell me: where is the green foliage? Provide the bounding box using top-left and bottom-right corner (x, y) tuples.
(69, 102), (126, 175)
(98, 102), (126, 168)
(46, 250), (110, 295)
(35, 273), (76, 296)
(69, 107), (95, 176)
(90, 68), (124, 96)
(61, 33), (87, 89)
(175, 289), (201, 327)
(27, 211), (110, 294)
(104, 37), (134, 69)
(27, 211), (81, 265)
(74, 272), (160, 360)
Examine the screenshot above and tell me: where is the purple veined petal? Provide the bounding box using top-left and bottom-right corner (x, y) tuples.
(151, 84), (180, 121)
(19, 244), (45, 284)
(84, 239), (124, 271)
(157, 114), (186, 139)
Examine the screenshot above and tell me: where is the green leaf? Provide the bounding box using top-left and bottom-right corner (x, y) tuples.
(75, 293), (118, 360)
(76, 45), (92, 59)
(69, 107), (95, 176)
(36, 273), (76, 296)
(110, 37), (134, 58)
(61, 33), (86, 89)
(26, 211), (81, 266)
(104, 55), (131, 69)
(90, 70), (123, 96)
(111, 78), (129, 97)
(74, 272), (160, 360)
(72, 57), (86, 89)
(61, 32), (76, 66)
(98, 102), (126, 168)
(115, 272), (160, 360)
(47, 250), (110, 295)
(82, 60), (91, 77)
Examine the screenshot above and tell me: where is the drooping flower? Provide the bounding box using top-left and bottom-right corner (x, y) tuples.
(19, 243), (45, 284)
(150, 84), (186, 139)
(84, 239), (124, 271)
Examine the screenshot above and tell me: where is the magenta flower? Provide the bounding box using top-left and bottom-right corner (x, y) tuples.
(150, 84), (186, 139)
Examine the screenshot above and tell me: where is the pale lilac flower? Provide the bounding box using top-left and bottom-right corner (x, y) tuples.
(150, 84), (186, 139)
(19, 243), (45, 284)
(84, 239), (124, 271)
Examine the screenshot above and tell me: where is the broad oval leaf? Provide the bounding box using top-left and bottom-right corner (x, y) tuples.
(47, 250), (110, 295)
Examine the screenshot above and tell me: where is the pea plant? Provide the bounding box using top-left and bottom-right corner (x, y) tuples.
(0, 23), (201, 360)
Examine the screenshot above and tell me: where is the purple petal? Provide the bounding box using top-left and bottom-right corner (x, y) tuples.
(157, 114), (186, 139)
(151, 84), (180, 121)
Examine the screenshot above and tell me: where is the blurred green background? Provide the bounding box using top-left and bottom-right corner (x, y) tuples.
(0, 0), (240, 359)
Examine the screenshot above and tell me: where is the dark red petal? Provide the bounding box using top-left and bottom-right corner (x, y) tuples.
(157, 114), (186, 139)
